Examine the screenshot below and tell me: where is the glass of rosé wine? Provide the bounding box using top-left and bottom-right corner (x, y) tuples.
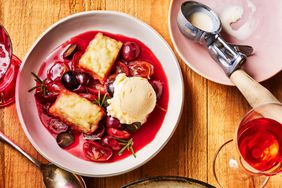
(0, 25), (21, 108)
(213, 103), (282, 188)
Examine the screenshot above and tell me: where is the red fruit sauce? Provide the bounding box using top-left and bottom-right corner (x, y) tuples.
(35, 31), (169, 162)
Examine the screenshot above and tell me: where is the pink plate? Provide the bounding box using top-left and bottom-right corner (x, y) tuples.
(169, 0), (282, 85)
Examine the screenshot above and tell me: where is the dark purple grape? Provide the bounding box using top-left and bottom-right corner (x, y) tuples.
(56, 131), (75, 148)
(76, 72), (92, 86)
(106, 116), (121, 129)
(121, 42), (141, 61)
(150, 80), (163, 99)
(61, 71), (79, 90)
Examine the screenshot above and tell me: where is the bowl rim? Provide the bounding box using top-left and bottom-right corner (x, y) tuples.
(16, 10), (184, 177)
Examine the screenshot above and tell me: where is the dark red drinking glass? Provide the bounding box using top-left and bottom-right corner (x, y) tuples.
(0, 25), (21, 107)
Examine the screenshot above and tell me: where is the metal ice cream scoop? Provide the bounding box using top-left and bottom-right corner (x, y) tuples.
(177, 1), (253, 76)
(177, 1), (280, 110)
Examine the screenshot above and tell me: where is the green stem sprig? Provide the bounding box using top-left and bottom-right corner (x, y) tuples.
(94, 91), (108, 107)
(28, 72), (47, 96)
(116, 138), (136, 158)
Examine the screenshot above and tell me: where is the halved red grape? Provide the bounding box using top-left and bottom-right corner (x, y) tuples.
(150, 80), (163, 99)
(106, 116), (121, 129)
(101, 136), (121, 151)
(107, 128), (130, 139)
(47, 61), (69, 81)
(83, 141), (113, 162)
(128, 61), (154, 79)
(115, 61), (130, 76)
(48, 118), (69, 134)
(121, 42), (141, 61)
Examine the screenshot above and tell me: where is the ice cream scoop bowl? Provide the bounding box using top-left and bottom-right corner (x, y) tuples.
(177, 0), (221, 42)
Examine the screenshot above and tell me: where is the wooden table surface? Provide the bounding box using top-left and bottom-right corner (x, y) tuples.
(1, 0), (282, 187)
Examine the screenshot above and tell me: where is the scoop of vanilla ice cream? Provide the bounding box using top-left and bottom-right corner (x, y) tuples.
(107, 73), (156, 124)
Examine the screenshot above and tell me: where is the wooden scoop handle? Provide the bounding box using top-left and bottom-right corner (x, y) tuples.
(230, 69), (280, 108)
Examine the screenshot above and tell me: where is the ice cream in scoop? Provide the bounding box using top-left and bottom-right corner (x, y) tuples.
(107, 73), (156, 124)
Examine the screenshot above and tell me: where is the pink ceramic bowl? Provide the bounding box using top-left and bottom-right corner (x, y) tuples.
(16, 11), (184, 177)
